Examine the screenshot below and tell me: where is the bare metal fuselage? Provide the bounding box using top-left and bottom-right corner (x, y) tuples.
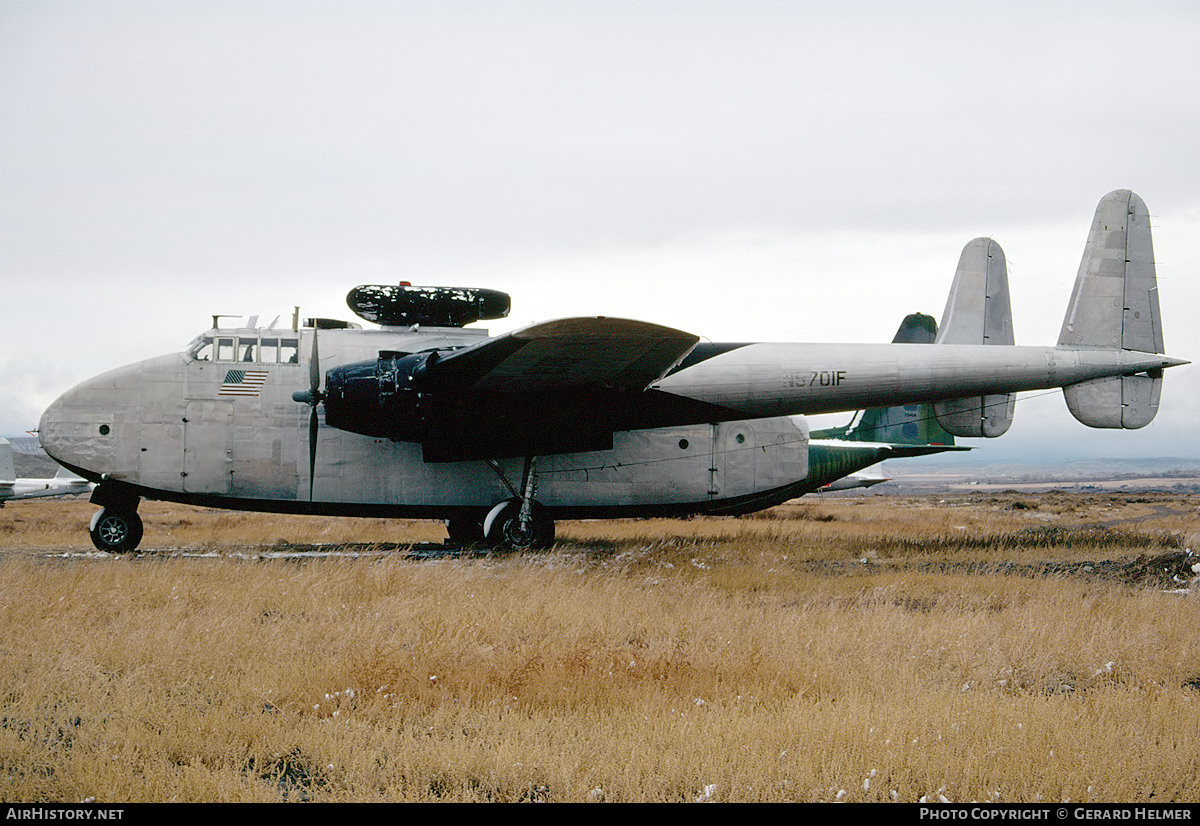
(37, 325), (814, 519)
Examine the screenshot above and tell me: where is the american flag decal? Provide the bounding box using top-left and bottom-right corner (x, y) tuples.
(219, 369), (269, 397)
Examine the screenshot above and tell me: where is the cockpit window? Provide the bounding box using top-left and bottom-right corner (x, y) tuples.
(280, 338), (300, 364)
(186, 336), (214, 361)
(187, 333), (301, 364)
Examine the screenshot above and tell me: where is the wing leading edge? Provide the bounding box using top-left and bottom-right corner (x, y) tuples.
(428, 317), (701, 393)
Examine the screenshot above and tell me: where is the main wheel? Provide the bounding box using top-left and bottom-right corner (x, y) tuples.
(89, 508), (144, 553)
(482, 499), (555, 551)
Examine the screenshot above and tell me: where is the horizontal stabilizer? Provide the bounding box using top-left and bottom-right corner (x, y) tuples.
(1059, 190), (1165, 429)
(819, 403), (958, 448)
(934, 238), (1016, 438)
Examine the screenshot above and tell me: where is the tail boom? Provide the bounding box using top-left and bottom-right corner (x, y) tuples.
(651, 342), (1182, 420)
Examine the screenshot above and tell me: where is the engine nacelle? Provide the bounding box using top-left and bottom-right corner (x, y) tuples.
(323, 350), (440, 441)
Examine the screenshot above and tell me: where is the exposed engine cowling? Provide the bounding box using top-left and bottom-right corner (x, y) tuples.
(324, 350), (439, 442)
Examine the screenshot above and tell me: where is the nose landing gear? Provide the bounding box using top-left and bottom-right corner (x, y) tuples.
(89, 507), (143, 553)
(88, 486), (143, 553)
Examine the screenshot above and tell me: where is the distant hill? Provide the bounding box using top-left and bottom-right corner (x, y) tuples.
(878, 456), (1200, 494)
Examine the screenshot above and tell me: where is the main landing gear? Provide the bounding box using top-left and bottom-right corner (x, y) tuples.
(88, 487), (143, 553)
(483, 497), (555, 550)
(460, 456), (556, 552)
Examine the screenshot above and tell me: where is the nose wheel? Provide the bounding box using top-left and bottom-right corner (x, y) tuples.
(89, 507), (144, 553)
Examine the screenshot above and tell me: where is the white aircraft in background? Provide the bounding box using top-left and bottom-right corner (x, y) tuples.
(0, 438), (92, 504)
(819, 464), (889, 493)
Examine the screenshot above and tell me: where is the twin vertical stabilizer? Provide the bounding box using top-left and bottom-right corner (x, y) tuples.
(1058, 190), (1164, 428)
(931, 190), (1171, 435)
(934, 237), (1016, 437)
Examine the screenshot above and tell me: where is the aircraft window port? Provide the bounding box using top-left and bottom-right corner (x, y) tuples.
(679, 439), (689, 449)
(238, 339), (258, 363)
(98, 425), (110, 435)
(260, 338), (279, 364)
(281, 339), (299, 363)
(216, 338), (236, 361)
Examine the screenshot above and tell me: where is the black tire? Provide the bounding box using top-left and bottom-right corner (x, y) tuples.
(89, 508), (144, 553)
(483, 498), (555, 551)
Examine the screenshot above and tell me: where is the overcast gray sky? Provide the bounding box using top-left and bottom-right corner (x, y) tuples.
(3, 0), (1198, 463)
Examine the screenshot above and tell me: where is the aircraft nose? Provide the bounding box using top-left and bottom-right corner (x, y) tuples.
(38, 366), (127, 481)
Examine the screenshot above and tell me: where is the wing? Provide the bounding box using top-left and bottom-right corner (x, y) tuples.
(428, 317), (700, 393)
(414, 317), (700, 461)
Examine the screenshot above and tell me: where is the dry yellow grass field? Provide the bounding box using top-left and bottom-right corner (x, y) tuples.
(1, 492), (1198, 802)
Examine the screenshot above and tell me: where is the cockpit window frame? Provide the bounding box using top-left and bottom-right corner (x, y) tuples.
(185, 335), (214, 361)
(184, 333), (301, 365)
